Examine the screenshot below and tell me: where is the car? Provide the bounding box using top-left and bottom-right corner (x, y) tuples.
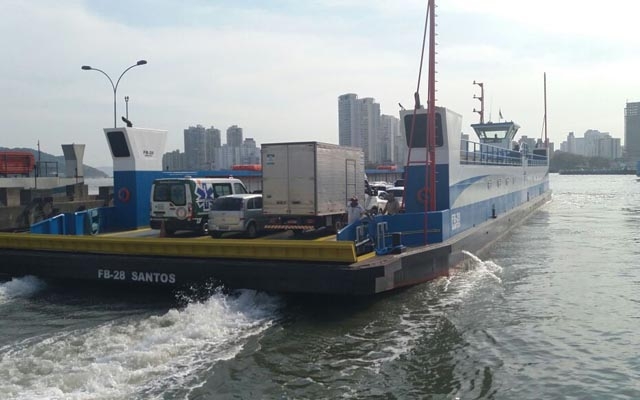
(369, 182), (392, 193)
(365, 190), (388, 215)
(393, 178), (405, 187)
(208, 193), (267, 238)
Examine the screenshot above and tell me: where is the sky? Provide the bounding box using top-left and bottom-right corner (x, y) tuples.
(2, 0), (640, 168)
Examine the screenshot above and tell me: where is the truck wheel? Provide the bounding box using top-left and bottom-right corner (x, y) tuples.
(369, 207), (378, 215)
(246, 222), (257, 238)
(332, 219), (344, 233)
(210, 231), (222, 238)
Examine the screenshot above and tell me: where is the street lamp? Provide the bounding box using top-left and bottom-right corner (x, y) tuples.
(81, 60), (147, 128)
(124, 96), (130, 119)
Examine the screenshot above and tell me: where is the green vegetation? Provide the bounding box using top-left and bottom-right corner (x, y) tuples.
(549, 151), (618, 173)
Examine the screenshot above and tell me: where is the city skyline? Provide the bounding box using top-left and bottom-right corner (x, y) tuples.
(2, 1), (639, 167)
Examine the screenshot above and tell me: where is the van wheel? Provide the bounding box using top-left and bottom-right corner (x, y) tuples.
(246, 222), (257, 238)
(369, 207), (378, 215)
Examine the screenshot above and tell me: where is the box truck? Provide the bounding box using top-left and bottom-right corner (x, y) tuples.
(261, 142), (365, 233)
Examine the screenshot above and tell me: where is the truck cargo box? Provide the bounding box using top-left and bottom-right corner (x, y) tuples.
(261, 142), (365, 217)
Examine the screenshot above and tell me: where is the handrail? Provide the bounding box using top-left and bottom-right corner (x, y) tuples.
(460, 140), (548, 166)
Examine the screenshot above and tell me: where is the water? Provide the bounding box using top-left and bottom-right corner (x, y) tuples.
(1, 174), (639, 399)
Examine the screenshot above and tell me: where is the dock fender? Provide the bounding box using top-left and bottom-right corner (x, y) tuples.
(117, 187), (131, 203)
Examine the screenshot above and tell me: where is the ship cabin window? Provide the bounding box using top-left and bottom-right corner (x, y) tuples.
(476, 128), (508, 144)
(106, 131), (131, 158)
(403, 113), (443, 148)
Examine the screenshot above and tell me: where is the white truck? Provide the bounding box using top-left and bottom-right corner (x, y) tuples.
(261, 141), (365, 233)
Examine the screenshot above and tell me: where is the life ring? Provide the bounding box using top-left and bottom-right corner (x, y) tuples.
(417, 187), (428, 204)
(118, 187), (131, 203)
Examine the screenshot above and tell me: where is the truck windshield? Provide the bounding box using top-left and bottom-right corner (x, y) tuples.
(212, 197), (243, 211)
(153, 183), (186, 206)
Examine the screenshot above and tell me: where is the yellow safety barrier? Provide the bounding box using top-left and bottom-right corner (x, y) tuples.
(0, 233), (357, 263)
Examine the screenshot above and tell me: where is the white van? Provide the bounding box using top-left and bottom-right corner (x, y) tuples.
(150, 177), (248, 235)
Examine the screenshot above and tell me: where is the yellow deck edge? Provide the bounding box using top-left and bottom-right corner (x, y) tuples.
(0, 233), (357, 263)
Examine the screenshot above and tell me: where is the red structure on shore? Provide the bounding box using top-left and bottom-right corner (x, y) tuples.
(0, 151), (35, 176)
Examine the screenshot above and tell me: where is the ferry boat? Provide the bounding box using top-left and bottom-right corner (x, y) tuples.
(0, 0), (550, 295)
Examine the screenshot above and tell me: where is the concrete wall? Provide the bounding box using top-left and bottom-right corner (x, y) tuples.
(0, 177), (82, 190)
(0, 188), (21, 207)
(0, 183), (109, 231)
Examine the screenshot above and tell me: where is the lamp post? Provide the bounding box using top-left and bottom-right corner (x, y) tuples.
(124, 96), (130, 119)
(81, 60), (147, 128)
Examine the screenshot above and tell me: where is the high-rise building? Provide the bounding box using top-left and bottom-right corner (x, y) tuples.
(380, 114), (400, 163)
(358, 98), (380, 166)
(183, 125), (207, 170)
(560, 130), (621, 160)
(206, 126), (221, 148)
(227, 125), (243, 148)
(240, 138), (260, 165)
(338, 94), (359, 147)
(162, 149), (186, 171)
(184, 125), (222, 169)
(169, 123), (257, 171)
(205, 126), (221, 169)
(338, 93), (405, 167)
(624, 102), (640, 164)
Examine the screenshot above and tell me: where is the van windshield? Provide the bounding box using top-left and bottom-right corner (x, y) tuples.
(153, 183), (186, 206)
(212, 197), (243, 211)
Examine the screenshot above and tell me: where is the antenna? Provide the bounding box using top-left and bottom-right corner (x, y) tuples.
(473, 81), (484, 123)
(544, 72), (548, 147)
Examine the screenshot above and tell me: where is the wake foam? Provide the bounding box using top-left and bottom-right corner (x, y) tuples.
(0, 289), (282, 400)
(0, 276), (46, 303)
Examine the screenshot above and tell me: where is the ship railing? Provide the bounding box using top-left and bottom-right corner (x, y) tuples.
(528, 152), (548, 166)
(460, 140), (548, 166)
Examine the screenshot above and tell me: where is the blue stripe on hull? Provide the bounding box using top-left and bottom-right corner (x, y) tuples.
(448, 180), (548, 237)
(338, 179), (549, 249)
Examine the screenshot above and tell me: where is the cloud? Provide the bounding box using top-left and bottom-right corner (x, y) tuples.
(0, 0), (636, 166)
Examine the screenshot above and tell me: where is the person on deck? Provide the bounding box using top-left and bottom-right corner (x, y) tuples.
(347, 196), (365, 224)
(384, 193), (400, 215)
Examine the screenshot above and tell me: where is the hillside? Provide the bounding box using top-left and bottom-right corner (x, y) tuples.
(0, 147), (109, 178)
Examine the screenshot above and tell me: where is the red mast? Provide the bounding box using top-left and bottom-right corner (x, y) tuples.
(427, 0), (437, 212)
